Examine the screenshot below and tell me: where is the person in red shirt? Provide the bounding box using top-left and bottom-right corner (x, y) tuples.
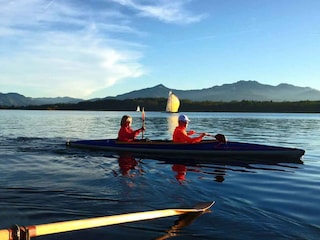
(117, 115), (145, 142)
(172, 114), (206, 143)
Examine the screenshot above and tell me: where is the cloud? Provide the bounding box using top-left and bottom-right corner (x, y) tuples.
(0, 26), (145, 97)
(0, 0), (147, 97)
(0, 0), (205, 98)
(112, 0), (206, 24)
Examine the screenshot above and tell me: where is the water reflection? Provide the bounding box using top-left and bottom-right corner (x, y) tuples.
(170, 161), (301, 184)
(113, 152), (301, 184)
(172, 164), (187, 182)
(116, 153), (143, 177)
(172, 164), (226, 183)
(155, 211), (209, 240)
(166, 114), (179, 137)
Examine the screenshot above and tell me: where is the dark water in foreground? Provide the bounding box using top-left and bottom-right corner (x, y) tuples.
(0, 110), (320, 239)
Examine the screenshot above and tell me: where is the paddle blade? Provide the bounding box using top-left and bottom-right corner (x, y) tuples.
(215, 134), (227, 144)
(194, 201), (215, 211)
(141, 107), (145, 121)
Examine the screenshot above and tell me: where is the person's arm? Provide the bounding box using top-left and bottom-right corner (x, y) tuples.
(187, 130), (196, 135)
(174, 129), (205, 143)
(190, 133), (206, 143)
(118, 127), (139, 141)
(133, 127), (144, 138)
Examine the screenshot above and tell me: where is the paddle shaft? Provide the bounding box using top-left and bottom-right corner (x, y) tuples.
(194, 132), (227, 142)
(204, 133), (216, 137)
(141, 107), (145, 139)
(0, 202), (214, 240)
(192, 132), (216, 138)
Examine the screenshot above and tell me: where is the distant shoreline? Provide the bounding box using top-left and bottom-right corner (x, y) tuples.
(1, 98), (320, 113)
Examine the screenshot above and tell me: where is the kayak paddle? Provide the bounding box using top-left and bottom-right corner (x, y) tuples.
(0, 201), (214, 240)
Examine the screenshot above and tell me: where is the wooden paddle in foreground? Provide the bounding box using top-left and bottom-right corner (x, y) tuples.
(0, 201), (214, 240)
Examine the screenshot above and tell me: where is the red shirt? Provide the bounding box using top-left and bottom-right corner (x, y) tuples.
(172, 126), (202, 143)
(118, 126), (141, 142)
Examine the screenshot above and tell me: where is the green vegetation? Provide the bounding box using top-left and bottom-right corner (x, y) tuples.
(1, 98), (320, 113)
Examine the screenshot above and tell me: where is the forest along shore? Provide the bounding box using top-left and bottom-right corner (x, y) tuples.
(2, 98), (320, 113)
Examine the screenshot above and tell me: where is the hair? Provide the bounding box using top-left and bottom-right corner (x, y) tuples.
(120, 115), (132, 126)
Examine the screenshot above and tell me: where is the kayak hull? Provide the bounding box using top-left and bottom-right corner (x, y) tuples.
(66, 139), (304, 162)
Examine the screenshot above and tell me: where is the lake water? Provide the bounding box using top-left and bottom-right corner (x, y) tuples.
(0, 110), (319, 239)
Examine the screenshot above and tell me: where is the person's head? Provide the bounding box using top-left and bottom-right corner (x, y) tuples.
(178, 114), (190, 126)
(120, 115), (132, 127)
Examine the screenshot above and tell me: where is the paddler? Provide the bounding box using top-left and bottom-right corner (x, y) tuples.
(172, 114), (206, 143)
(118, 115), (145, 142)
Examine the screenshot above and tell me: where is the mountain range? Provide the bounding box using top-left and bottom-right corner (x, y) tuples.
(0, 93), (82, 107)
(113, 80), (320, 102)
(1, 80), (320, 107)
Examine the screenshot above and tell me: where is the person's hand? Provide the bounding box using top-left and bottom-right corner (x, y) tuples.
(141, 126), (146, 131)
(200, 133), (206, 138)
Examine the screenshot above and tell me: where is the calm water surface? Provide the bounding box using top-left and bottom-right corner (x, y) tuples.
(0, 110), (320, 239)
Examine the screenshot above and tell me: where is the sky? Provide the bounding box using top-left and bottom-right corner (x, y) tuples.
(0, 0), (319, 99)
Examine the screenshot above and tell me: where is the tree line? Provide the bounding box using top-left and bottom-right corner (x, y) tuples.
(1, 98), (320, 113)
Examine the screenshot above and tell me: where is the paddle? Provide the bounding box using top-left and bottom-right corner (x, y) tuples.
(141, 107), (145, 139)
(193, 132), (227, 144)
(213, 133), (227, 144)
(0, 202), (214, 240)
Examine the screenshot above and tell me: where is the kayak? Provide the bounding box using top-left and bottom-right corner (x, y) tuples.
(66, 139), (305, 162)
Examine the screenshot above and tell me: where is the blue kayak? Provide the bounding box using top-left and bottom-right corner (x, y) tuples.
(66, 139), (304, 161)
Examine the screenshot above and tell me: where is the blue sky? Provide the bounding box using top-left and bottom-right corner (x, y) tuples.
(1, 0), (319, 99)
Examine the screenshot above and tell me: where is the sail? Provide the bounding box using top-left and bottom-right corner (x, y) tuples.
(136, 106), (141, 111)
(166, 91), (180, 113)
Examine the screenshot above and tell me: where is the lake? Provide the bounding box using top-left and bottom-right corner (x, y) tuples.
(0, 110), (319, 239)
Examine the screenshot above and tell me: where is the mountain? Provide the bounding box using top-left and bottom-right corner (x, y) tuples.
(114, 84), (170, 99)
(2, 80), (320, 107)
(113, 81), (320, 102)
(0, 93), (82, 107)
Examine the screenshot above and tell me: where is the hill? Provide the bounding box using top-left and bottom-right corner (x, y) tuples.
(114, 80), (320, 101)
(0, 93), (82, 107)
